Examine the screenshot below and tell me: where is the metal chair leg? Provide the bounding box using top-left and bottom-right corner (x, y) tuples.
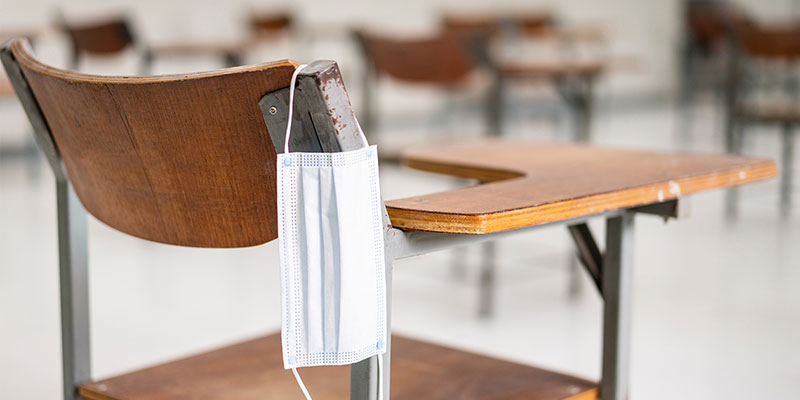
(56, 180), (91, 400)
(725, 121), (743, 219)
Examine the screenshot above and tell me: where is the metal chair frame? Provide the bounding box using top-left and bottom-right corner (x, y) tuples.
(3, 44), (683, 398)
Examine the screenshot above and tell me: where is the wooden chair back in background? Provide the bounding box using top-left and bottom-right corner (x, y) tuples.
(58, 16), (137, 70)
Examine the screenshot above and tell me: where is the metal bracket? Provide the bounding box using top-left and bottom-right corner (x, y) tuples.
(260, 60), (367, 155)
(631, 199), (689, 221)
(567, 223), (603, 293)
(568, 199), (687, 297)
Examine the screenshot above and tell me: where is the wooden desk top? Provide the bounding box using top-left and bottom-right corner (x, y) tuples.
(498, 60), (605, 78)
(384, 140), (776, 234)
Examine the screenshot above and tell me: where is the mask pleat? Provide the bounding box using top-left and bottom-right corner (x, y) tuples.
(301, 165), (324, 354)
(320, 166), (341, 354)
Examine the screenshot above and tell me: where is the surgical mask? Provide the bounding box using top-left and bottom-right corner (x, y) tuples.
(276, 64), (387, 399)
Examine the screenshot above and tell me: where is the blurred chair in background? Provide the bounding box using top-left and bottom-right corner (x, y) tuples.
(355, 26), (597, 316)
(58, 10), (295, 74)
(725, 20), (800, 217)
(354, 30), (503, 316)
(57, 15), (143, 72)
(677, 0), (750, 129)
(353, 30), (483, 144)
(146, 10), (295, 70)
(442, 12), (609, 142)
(249, 11), (294, 36)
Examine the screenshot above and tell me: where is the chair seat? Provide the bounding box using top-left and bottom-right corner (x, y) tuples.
(79, 333), (597, 400)
(740, 102), (800, 124)
(384, 140), (776, 234)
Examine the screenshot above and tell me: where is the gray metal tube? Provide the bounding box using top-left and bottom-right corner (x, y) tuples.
(600, 212), (635, 400)
(56, 180), (91, 400)
(781, 123), (794, 216)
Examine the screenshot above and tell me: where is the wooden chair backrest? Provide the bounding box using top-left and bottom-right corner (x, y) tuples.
(441, 15), (502, 38)
(62, 17), (136, 55)
(4, 38), (298, 248)
(734, 22), (800, 60)
(685, 0), (749, 51)
(354, 31), (475, 85)
(517, 13), (557, 37)
(250, 13), (293, 33)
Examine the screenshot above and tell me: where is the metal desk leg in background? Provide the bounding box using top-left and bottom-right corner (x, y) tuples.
(558, 74), (596, 143)
(781, 122), (795, 217)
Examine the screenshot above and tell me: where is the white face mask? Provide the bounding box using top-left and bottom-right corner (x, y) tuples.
(276, 65), (387, 398)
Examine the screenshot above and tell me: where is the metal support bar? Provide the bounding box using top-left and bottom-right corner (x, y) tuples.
(631, 199), (689, 221)
(2, 41), (91, 400)
(487, 69), (504, 136)
(390, 211), (623, 261)
(781, 123), (795, 216)
(56, 180), (91, 400)
(478, 241), (496, 317)
(556, 75), (595, 142)
(600, 212), (635, 400)
(567, 223), (602, 293)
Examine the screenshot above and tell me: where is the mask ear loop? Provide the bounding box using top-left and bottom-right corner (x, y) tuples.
(285, 63), (313, 400)
(292, 367), (312, 400)
(284, 63), (309, 154)
(377, 354), (384, 400)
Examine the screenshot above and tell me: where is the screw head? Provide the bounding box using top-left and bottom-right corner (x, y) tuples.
(269, 106), (277, 115)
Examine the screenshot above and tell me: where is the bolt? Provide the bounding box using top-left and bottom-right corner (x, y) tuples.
(269, 106), (277, 115)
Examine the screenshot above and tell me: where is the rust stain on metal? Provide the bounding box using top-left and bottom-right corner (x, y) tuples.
(312, 61), (367, 150)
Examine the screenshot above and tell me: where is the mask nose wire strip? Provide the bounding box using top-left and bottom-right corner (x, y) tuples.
(284, 63), (309, 154)
(285, 63), (312, 400)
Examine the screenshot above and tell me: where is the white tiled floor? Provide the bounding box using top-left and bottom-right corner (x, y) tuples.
(1, 94), (798, 399)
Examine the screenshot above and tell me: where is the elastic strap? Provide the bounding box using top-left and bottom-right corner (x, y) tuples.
(284, 64), (309, 154)
(377, 354), (384, 400)
(292, 367), (312, 400)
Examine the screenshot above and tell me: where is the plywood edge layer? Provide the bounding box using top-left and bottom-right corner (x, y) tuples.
(386, 161), (777, 234)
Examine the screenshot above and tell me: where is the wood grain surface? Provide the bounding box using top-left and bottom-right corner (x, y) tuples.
(9, 39), (298, 247)
(79, 333), (597, 400)
(385, 139), (777, 234)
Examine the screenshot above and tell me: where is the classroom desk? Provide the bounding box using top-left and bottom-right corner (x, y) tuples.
(79, 140), (775, 400)
(490, 59), (604, 142)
